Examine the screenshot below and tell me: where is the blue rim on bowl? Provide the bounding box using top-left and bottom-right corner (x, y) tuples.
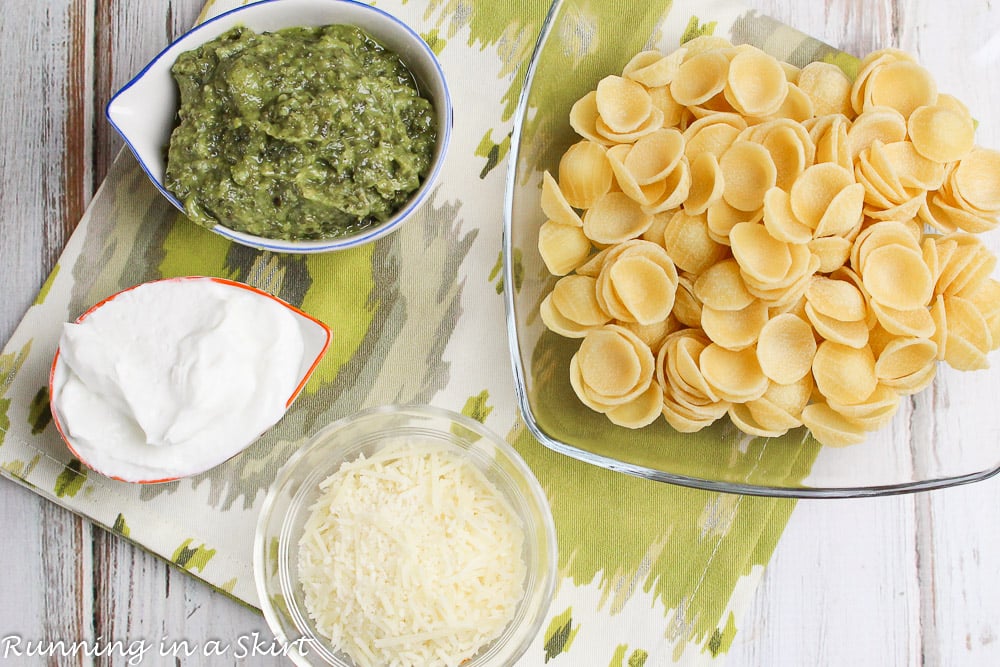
(106, 0), (453, 254)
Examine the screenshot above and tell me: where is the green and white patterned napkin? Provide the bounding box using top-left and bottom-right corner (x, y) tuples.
(0, 0), (845, 662)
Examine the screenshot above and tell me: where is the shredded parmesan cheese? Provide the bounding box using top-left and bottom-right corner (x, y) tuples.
(297, 440), (527, 667)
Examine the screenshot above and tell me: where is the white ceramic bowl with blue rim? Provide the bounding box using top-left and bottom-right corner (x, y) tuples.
(107, 0), (452, 254)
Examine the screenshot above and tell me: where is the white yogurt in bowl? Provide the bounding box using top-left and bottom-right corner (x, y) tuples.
(49, 277), (332, 483)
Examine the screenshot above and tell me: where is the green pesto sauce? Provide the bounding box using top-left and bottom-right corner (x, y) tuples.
(164, 25), (437, 241)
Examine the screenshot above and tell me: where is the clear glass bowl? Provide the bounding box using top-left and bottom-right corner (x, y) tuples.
(253, 404), (558, 666)
(502, 0), (1000, 498)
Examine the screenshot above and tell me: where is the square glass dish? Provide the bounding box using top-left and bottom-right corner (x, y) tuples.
(503, 0), (1000, 497)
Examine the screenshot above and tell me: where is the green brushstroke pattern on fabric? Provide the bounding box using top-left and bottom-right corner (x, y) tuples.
(706, 611), (737, 657)
(822, 51), (861, 80)
(55, 459), (87, 498)
(112, 513), (130, 538)
(158, 217), (236, 280)
(172, 539), (217, 572)
(461, 390), (493, 423)
(511, 420), (799, 653)
(421, 28), (446, 55)
(681, 15), (717, 43)
(2, 454), (40, 481)
(34, 264), (60, 305)
(628, 648), (649, 667)
(300, 248), (377, 394)
(490, 248), (522, 294)
(543, 607), (578, 662)
(0, 341), (33, 447)
(476, 131), (511, 179)
(28, 387), (51, 435)
(609, 645), (627, 666)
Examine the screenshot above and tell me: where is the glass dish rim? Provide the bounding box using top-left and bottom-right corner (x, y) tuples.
(500, 0), (1000, 500)
(252, 403), (559, 664)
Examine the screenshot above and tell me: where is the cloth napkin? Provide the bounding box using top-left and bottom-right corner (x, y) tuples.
(0, 0), (843, 662)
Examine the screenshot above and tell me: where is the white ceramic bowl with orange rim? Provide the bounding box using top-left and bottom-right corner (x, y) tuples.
(48, 276), (332, 483)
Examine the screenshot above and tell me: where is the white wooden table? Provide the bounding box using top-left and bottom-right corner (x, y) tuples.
(2, 1), (999, 665)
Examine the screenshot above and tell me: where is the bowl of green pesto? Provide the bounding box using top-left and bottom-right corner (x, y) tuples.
(106, 0), (452, 253)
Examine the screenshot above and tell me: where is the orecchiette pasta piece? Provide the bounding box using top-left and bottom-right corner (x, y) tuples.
(583, 191), (653, 244)
(808, 235), (853, 274)
(569, 91), (613, 146)
(624, 129), (685, 185)
(875, 336), (938, 388)
(647, 85), (687, 128)
(699, 343), (770, 403)
(847, 107), (907, 160)
(662, 209), (728, 274)
(862, 245), (934, 311)
(680, 35), (733, 60)
(789, 162), (855, 230)
(762, 187), (813, 244)
(700, 300), (769, 350)
(825, 383), (900, 431)
(671, 49), (731, 106)
(622, 49), (684, 88)
(851, 220), (921, 274)
(540, 293), (594, 338)
(673, 274), (703, 329)
(558, 140), (614, 209)
(870, 300), (936, 339)
(605, 384), (664, 429)
(966, 278), (1000, 321)
(657, 329), (719, 403)
(683, 114), (745, 161)
(541, 171), (583, 227)
(925, 193), (998, 234)
(805, 276), (868, 322)
(596, 106), (666, 144)
(551, 274), (610, 327)
(619, 314), (680, 352)
(907, 104), (975, 164)
(720, 141), (778, 212)
(538, 220), (592, 276)
(760, 124), (812, 191)
(724, 47), (788, 117)
(849, 48), (915, 114)
(745, 394), (803, 432)
(706, 199), (761, 244)
(755, 312), (817, 384)
(813, 116), (852, 171)
(640, 158), (692, 214)
(814, 183), (865, 238)
(797, 61), (853, 117)
(758, 373), (813, 422)
(607, 255), (677, 325)
(880, 141), (945, 191)
(805, 302), (870, 349)
(763, 82), (814, 123)
(573, 324), (655, 404)
(727, 402), (790, 438)
(812, 341), (878, 406)
(952, 148), (1000, 213)
(729, 221), (794, 285)
(596, 75), (653, 133)
(801, 402), (867, 447)
(605, 144), (667, 207)
(943, 295), (993, 366)
(864, 59), (938, 118)
(684, 152), (725, 215)
(693, 258), (755, 311)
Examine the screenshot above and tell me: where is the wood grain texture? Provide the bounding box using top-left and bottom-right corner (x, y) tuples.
(3, 0), (1000, 665)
